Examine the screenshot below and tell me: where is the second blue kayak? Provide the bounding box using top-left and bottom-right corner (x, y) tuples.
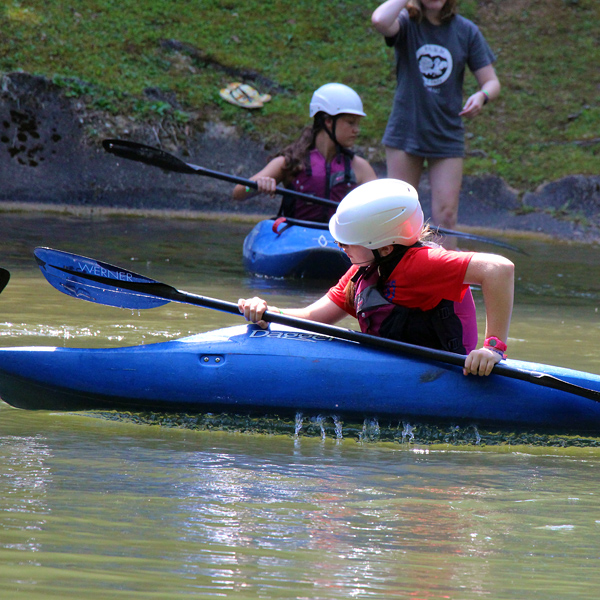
(243, 219), (350, 279)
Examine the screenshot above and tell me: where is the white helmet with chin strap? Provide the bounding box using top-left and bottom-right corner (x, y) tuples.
(309, 83), (366, 118)
(329, 179), (424, 248)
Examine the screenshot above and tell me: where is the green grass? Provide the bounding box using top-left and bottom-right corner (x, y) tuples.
(1, 0), (598, 190)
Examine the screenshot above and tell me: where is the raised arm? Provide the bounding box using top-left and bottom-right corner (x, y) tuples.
(463, 253), (515, 376)
(371, 0), (409, 37)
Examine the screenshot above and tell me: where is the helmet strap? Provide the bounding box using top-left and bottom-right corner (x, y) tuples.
(323, 115), (353, 157)
(323, 115), (340, 148)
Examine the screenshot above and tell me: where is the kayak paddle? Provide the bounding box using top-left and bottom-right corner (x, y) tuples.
(102, 138), (525, 255)
(34, 247), (599, 403)
(270, 216), (525, 254)
(0, 268), (9, 294)
(102, 138), (335, 207)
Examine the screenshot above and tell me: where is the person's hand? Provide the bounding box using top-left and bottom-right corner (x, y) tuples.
(463, 347), (501, 376)
(254, 176), (278, 196)
(459, 91), (486, 118)
(238, 296), (269, 329)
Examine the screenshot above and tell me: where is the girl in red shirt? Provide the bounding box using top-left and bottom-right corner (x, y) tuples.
(239, 179), (514, 377)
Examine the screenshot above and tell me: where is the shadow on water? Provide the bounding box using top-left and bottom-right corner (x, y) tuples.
(91, 410), (600, 448)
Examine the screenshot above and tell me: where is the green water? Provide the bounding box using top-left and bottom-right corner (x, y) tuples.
(3, 407), (600, 600)
(1, 213), (600, 599)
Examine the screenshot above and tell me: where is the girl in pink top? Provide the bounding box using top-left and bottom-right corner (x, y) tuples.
(232, 83), (376, 222)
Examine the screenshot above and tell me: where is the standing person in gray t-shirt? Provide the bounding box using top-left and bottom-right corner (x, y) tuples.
(372, 0), (500, 248)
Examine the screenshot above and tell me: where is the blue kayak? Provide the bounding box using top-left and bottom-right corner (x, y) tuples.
(1, 323), (600, 435)
(243, 219), (350, 278)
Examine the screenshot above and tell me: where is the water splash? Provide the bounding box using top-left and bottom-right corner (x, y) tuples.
(359, 418), (380, 443)
(401, 422), (415, 443)
(311, 415), (327, 440)
(294, 412), (303, 437)
(332, 415), (343, 440)
(84, 411), (600, 447)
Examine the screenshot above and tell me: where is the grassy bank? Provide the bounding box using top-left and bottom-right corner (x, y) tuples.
(1, 0), (598, 191)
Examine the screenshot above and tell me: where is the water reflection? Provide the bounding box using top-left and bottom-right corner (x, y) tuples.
(2, 406), (600, 598)
(0, 434), (51, 555)
(170, 442), (475, 596)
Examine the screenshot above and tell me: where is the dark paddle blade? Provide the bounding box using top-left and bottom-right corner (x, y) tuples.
(35, 248), (170, 310)
(433, 227), (527, 255)
(102, 138), (337, 207)
(0, 268), (10, 294)
(102, 139), (199, 175)
(34, 247), (600, 403)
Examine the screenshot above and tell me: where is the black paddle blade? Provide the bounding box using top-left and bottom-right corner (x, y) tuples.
(0, 268), (10, 294)
(34, 247), (170, 310)
(102, 139), (198, 175)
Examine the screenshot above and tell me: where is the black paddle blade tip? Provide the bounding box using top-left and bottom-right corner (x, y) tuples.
(0, 268), (10, 294)
(102, 139), (117, 153)
(101, 138), (197, 174)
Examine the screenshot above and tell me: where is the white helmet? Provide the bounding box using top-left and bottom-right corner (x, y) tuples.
(329, 179), (424, 248)
(309, 83), (366, 118)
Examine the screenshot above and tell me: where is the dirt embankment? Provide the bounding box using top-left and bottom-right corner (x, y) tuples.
(2, 72), (599, 243)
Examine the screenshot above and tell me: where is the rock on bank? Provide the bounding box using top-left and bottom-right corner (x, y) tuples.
(1, 73), (599, 242)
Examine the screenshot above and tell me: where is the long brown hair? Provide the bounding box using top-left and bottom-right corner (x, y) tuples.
(407, 0), (457, 23)
(270, 113), (330, 182)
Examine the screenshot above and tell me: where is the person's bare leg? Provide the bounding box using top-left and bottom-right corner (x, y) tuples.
(385, 147), (424, 189)
(428, 157), (463, 250)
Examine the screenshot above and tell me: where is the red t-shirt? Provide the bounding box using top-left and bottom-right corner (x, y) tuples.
(327, 246), (475, 317)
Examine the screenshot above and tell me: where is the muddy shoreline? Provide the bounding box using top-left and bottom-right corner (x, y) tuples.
(2, 73), (599, 244)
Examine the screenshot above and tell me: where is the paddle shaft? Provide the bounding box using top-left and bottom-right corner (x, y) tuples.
(273, 216), (524, 253)
(99, 281), (600, 399)
(102, 139), (524, 254)
(35, 247), (600, 403)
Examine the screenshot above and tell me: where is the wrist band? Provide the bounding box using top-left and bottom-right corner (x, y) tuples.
(245, 186), (252, 193)
(481, 90), (490, 105)
(484, 336), (507, 352)
(484, 336), (507, 359)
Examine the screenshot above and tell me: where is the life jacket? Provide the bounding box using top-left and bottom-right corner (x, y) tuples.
(353, 247), (472, 354)
(279, 148), (357, 222)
